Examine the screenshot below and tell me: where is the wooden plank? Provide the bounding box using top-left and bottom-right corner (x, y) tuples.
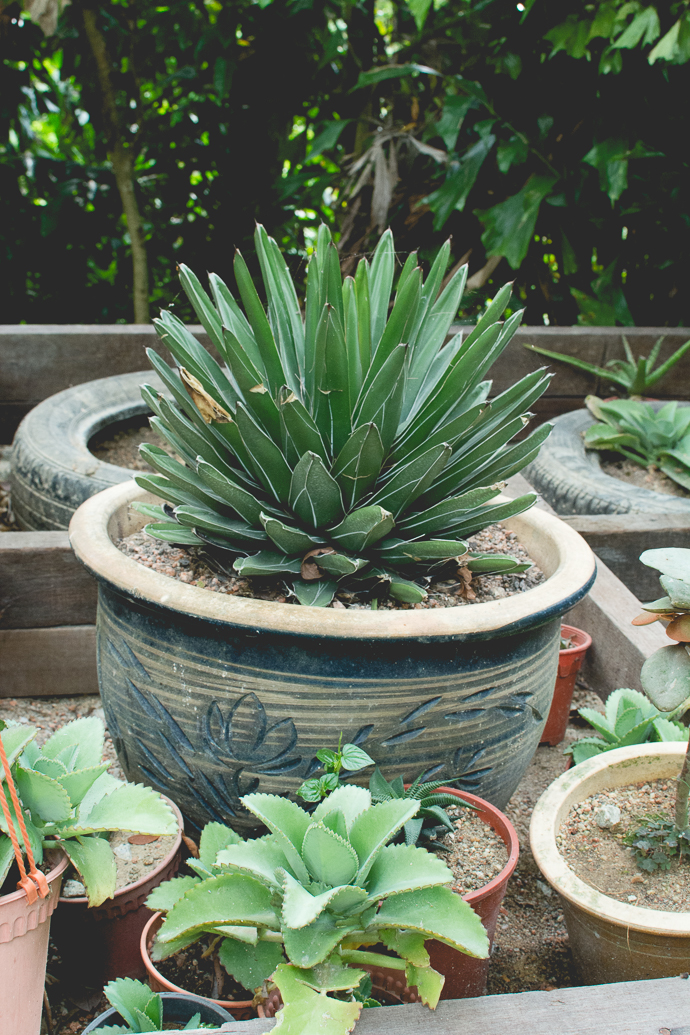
(561, 513), (690, 602)
(0, 625), (97, 697)
(0, 531), (97, 629)
(190, 975), (690, 1034)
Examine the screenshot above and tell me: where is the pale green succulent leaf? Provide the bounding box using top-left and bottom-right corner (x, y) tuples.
(41, 716), (105, 771)
(270, 963), (362, 1035)
(660, 575), (690, 609)
(294, 956), (367, 993)
(374, 884), (489, 958)
(218, 936), (285, 992)
(641, 643), (690, 711)
(282, 911), (356, 969)
(15, 767), (72, 822)
(58, 764), (111, 806)
(62, 835), (117, 907)
(0, 833), (16, 889)
(157, 873), (279, 942)
(405, 963), (445, 1008)
(640, 548), (690, 582)
(651, 717), (689, 742)
(289, 452), (344, 530)
(1, 724), (38, 774)
(328, 505), (394, 553)
(349, 798), (420, 883)
(301, 822), (359, 886)
(380, 928), (429, 967)
(149, 929), (206, 962)
(364, 843), (453, 901)
(241, 794), (311, 882)
(146, 875), (201, 913)
(199, 821), (242, 870)
(313, 785), (372, 830)
(57, 782), (177, 837)
(216, 836), (291, 888)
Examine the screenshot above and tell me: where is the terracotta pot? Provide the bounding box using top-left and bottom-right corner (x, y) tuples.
(141, 912), (256, 1020)
(0, 851), (68, 1035)
(257, 969), (421, 1019)
(540, 624), (592, 746)
(530, 742), (690, 983)
(69, 480), (595, 828)
(50, 798), (182, 988)
(83, 991), (235, 1031)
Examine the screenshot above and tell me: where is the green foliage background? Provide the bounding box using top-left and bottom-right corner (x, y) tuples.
(1, 0), (688, 326)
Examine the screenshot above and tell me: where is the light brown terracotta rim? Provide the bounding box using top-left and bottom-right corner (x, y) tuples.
(559, 623), (593, 656)
(0, 850), (69, 907)
(530, 742), (690, 937)
(57, 797), (183, 907)
(141, 911), (255, 1012)
(69, 480), (595, 641)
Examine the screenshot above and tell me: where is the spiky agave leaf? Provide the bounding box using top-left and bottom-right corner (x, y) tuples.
(137, 225), (551, 604)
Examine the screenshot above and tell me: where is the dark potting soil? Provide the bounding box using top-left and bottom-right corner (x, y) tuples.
(116, 522), (544, 610)
(155, 936), (253, 1004)
(89, 418), (163, 471)
(557, 778), (690, 912)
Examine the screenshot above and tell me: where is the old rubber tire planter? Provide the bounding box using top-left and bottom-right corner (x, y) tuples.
(525, 407), (690, 516)
(10, 370), (164, 530)
(69, 481), (596, 829)
(530, 742), (690, 983)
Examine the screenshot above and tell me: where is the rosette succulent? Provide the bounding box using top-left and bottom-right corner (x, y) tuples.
(135, 224), (551, 605)
(147, 786), (488, 1034)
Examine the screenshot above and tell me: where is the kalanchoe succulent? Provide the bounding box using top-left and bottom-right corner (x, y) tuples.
(95, 978), (214, 1033)
(147, 788), (488, 1035)
(0, 717), (177, 905)
(583, 397), (690, 491)
(134, 224), (550, 606)
(565, 687), (688, 766)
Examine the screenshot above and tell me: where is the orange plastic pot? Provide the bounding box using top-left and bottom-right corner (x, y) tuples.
(50, 798), (182, 989)
(540, 624), (592, 747)
(141, 912), (256, 1020)
(0, 851), (68, 1035)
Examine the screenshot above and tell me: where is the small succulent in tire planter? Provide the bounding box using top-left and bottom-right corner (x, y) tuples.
(623, 547), (690, 870)
(564, 687), (688, 766)
(0, 717), (177, 906)
(146, 788), (488, 1035)
(523, 334), (690, 399)
(583, 397), (690, 491)
(133, 224), (551, 607)
(88, 978), (216, 1033)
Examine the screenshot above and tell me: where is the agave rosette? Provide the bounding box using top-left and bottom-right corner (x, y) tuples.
(135, 224), (552, 606)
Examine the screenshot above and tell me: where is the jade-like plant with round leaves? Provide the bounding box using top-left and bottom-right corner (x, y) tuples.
(134, 224), (551, 606)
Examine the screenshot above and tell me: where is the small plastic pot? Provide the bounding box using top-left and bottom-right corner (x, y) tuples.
(0, 851), (68, 1035)
(540, 624), (592, 747)
(50, 798), (183, 988)
(141, 911), (256, 1020)
(82, 991), (235, 1031)
(425, 788), (519, 998)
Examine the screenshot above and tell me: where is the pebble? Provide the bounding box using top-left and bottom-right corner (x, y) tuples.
(595, 804), (621, 828)
(62, 879), (85, 898)
(113, 843), (133, 862)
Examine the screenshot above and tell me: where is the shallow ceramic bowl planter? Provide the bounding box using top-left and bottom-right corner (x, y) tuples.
(0, 851), (68, 1035)
(530, 742), (690, 984)
(50, 798), (183, 989)
(141, 912), (256, 1019)
(69, 480), (595, 828)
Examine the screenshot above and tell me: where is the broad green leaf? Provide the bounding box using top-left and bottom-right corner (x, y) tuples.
(289, 452), (344, 529)
(271, 963), (361, 1034)
(1, 724), (38, 775)
(241, 793), (311, 882)
(218, 936), (285, 991)
(329, 506), (395, 553)
(641, 548), (690, 584)
(41, 716), (104, 771)
(424, 134), (495, 230)
(146, 875), (201, 912)
(62, 782), (177, 837)
(234, 551), (303, 576)
(103, 977), (157, 1031)
(281, 871), (368, 929)
(294, 580), (338, 607)
(365, 843), (453, 900)
(235, 404), (293, 504)
(349, 799), (420, 883)
(314, 552), (368, 578)
(216, 836), (290, 888)
(475, 175), (557, 269)
(158, 873), (279, 942)
(374, 884), (489, 958)
(58, 764), (110, 806)
(302, 822), (359, 885)
(15, 767), (72, 822)
(340, 744), (375, 773)
(380, 928), (429, 967)
(641, 644), (690, 711)
(435, 94), (477, 151)
(282, 912), (356, 969)
(294, 956), (366, 993)
(405, 963), (444, 1008)
(331, 424), (385, 510)
(62, 836), (117, 907)
(313, 786), (372, 830)
(261, 514), (324, 555)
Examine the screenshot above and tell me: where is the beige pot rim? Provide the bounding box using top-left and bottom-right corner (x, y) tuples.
(69, 480), (595, 641)
(530, 742), (690, 937)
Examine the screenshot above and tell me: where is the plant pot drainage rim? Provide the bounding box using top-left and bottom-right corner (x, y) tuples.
(69, 480), (596, 642)
(0, 850), (69, 908)
(530, 742), (690, 937)
(56, 797), (183, 908)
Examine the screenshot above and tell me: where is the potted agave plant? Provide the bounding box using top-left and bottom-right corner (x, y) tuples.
(531, 547), (690, 983)
(141, 785), (489, 1033)
(1, 716), (181, 992)
(69, 224), (595, 829)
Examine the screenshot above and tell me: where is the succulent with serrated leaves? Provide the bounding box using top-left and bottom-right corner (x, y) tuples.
(94, 978), (214, 1033)
(565, 688), (688, 766)
(146, 788), (488, 1035)
(0, 717), (177, 906)
(134, 224), (550, 606)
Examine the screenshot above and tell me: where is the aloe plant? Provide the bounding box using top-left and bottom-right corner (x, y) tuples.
(0, 717), (177, 906)
(583, 397), (690, 491)
(565, 688), (688, 766)
(523, 334), (690, 398)
(147, 788), (488, 1035)
(95, 978), (214, 1033)
(134, 224), (551, 606)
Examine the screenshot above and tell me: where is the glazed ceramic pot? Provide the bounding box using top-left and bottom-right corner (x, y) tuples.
(530, 742), (690, 983)
(70, 480), (595, 829)
(0, 851), (68, 1035)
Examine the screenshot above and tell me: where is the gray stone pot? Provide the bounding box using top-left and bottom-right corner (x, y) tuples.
(69, 481), (595, 830)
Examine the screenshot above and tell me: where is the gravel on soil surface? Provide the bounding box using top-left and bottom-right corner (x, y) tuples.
(558, 779), (690, 912)
(439, 808), (508, 893)
(89, 420), (162, 471)
(601, 457), (690, 497)
(116, 522), (544, 610)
